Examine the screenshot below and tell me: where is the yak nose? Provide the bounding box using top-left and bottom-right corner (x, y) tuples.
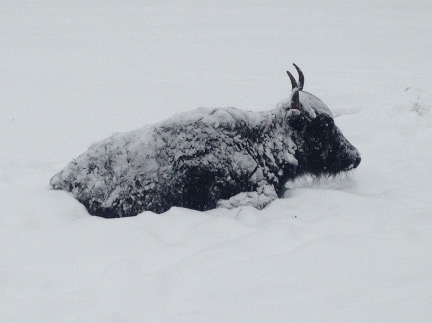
(353, 156), (361, 168)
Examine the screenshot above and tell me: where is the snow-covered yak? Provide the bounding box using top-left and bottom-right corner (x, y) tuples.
(51, 64), (361, 218)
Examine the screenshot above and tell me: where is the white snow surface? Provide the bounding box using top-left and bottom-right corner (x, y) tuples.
(1, 1), (432, 322)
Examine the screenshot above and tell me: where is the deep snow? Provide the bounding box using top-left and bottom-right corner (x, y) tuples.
(1, 1), (432, 322)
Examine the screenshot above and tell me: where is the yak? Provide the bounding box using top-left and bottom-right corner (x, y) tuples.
(50, 64), (361, 218)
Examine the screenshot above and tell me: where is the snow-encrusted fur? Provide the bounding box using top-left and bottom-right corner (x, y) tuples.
(51, 92), (361, 218)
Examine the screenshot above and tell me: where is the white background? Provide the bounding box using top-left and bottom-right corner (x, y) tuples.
(1, 1), (432, 322)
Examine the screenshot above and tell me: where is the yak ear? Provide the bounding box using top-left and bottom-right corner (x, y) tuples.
(286, 108), (306, 131)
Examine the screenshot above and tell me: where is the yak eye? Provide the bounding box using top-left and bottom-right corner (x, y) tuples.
(322, 118), (334, 131)
(325, 118), (334, 127)
(320, 118), (335, 136)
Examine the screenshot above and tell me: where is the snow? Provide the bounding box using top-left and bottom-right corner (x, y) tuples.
(1, 0), (432, 322)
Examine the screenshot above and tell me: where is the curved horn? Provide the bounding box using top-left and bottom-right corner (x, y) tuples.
(287, 70), (300, 110)
(291, 88), (300, 110)
(293, 63), (304, 90)
(286, 70), (298, 89)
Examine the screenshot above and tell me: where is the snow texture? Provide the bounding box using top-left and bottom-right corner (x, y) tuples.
(1, 1), (432, 322)
(50, 90), (360, 217)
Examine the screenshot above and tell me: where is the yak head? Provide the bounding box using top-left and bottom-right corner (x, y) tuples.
(285, 64), (361, 176)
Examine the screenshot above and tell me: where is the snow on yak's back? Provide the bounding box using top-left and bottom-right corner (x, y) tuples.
(51, 65), (361, 218)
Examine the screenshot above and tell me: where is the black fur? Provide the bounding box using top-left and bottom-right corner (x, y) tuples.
(51, 70), (361, 218)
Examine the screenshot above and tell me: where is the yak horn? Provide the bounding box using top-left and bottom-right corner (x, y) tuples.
(286, 70), (298, 89)
(293, 63), (304, 90)
(286, 70), (300, 110)
(291, 88), (300, 110)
